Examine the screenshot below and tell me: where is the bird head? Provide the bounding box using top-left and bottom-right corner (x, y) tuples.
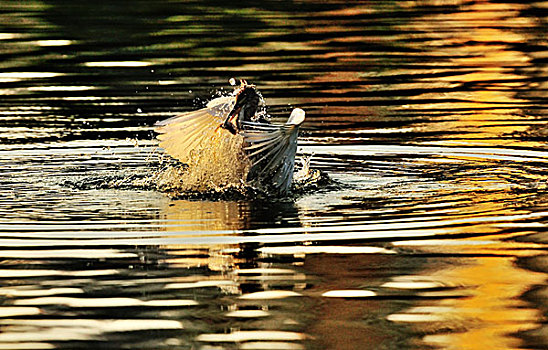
(222, 80), (260, 134)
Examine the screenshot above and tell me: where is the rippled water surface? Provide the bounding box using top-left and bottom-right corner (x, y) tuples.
(1, 1), (548, 349)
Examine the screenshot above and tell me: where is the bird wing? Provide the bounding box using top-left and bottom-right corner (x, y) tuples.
(241, 121), (301, 195)
(154, 96), (236, 164)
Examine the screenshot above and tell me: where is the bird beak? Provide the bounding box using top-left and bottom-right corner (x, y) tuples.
(220, 80), (255, 135)
(221, 89), (249, 134)
(221, 107), (241, 135)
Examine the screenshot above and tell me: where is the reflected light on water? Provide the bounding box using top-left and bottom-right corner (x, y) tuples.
(239, 290), (302, 300)
(196, 330), (307, 342)
(83, 61), (154, 67)
(385, 253), (546, 349)
(0, 72), (61, 83)
(34, 39), (73, 47)
(26, 86), (96, 92)
(14, 296), (198, 308)
(0, 307), (41, 317)
(160, 199), (249, 232)
(226, 310), (271, 318)
(322, 290), (376, 298)
(0, 0), (547, 349)
(0, 319), (183, 342)
(407, 1), (541, 148)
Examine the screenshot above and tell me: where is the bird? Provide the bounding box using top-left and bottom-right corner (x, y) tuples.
(155, 80), (305, 196)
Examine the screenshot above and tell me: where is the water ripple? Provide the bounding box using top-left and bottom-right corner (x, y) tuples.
(0, 0), (547, 349)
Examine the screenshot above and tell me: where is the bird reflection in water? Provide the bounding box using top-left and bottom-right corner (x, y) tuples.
(153, 198), (310, 348)
(157, 198), (302, 268)
(155, 80), (306, 196)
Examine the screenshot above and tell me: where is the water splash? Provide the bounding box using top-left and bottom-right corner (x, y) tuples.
(63, 141), (329, 200)
(156, 130), (250, 194)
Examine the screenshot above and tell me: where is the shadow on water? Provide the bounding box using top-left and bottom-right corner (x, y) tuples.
(0, 0), (547, 349)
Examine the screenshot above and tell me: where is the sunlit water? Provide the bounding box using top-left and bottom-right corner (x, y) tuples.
(1, 1), (547, 349)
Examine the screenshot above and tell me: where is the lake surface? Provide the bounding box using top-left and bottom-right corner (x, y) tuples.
(1, 1), (547, 349)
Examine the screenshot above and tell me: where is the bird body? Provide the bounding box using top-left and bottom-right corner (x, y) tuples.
(155, 82), (305, 196)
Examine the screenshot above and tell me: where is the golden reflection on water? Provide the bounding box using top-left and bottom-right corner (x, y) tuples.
(404, 1), (541, 148)
(0, 0), (546, 348)
(157, 200), (248, 269)
(159, 199), (248, 232)
(390, 256), (546, 350)
(155, 175), (547, 348)
(380, 3), (548, 348)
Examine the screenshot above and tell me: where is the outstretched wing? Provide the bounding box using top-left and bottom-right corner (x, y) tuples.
(242, 121), (301, 195)
(154, 96), (236, 164)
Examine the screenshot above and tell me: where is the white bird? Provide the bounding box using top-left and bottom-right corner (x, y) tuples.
(155, 81), (305, 196)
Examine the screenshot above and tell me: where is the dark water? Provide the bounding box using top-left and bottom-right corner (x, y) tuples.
(1, 1), (548, 349)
